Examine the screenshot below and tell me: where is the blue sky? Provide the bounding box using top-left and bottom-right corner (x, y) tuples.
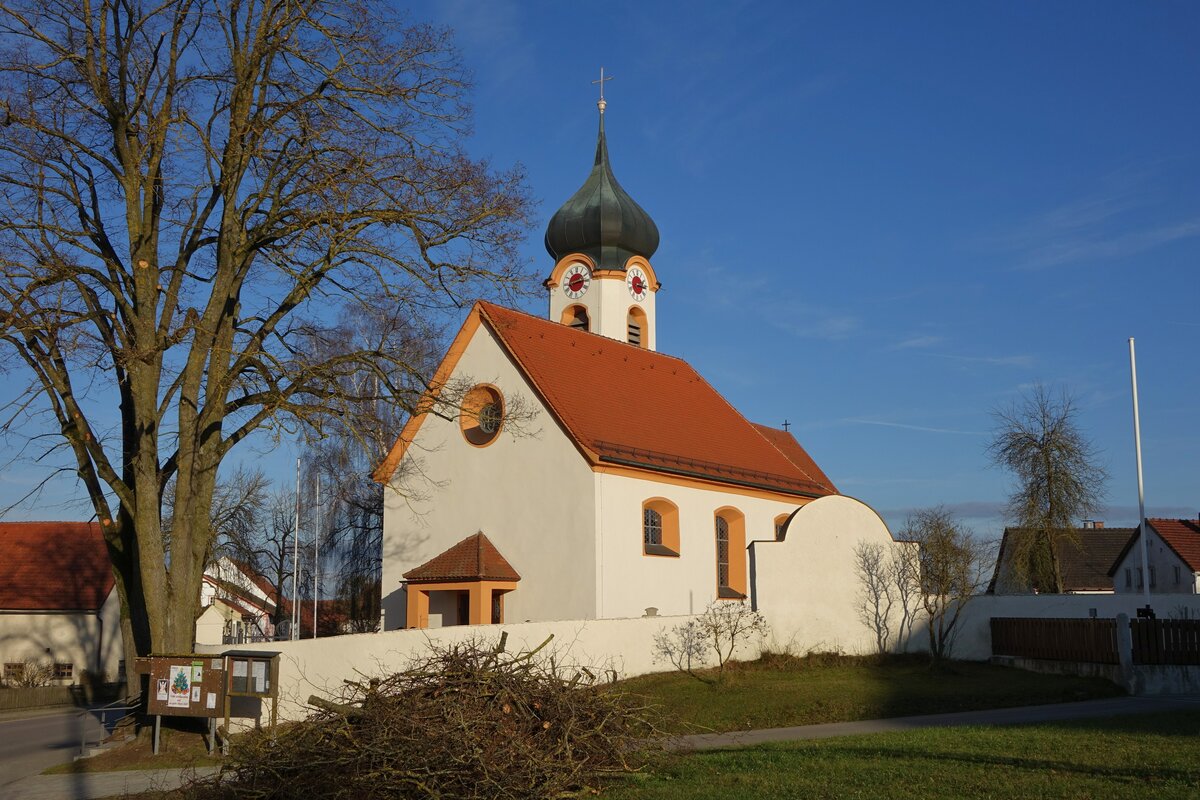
(429, 0), (1199, 537)
(2, 1), (1196, 541)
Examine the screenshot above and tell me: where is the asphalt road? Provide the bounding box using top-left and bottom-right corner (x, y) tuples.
(0, 708), (105, 790)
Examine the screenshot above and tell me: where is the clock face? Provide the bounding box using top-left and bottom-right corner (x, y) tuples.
(627, 267), (649, 301)
(562, 264), (591, 299)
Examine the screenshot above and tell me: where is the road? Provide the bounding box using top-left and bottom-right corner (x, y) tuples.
(0, 708), (105, 790)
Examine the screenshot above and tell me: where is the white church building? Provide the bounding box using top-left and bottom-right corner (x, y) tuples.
(375, 97), (899, 634)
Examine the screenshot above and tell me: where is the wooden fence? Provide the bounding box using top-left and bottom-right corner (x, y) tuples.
(1130, 619), (1200, 665)
(990, 618), (1119, 664)
(991, 617), (1200, 666)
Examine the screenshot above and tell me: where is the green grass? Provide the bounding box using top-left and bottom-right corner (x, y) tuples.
(621, 653), (1124, 733)
(604, 711), (1200, 799)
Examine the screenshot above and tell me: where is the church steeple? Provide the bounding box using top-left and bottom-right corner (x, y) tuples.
(543, 85), (659, 269)
(544, 72), (661, 351)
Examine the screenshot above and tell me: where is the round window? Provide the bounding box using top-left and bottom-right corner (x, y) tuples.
(460, 385), (504, 446)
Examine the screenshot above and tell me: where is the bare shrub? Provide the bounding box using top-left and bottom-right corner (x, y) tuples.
(3, 659), (53, 688)
(182, 634), (657, 800)
(653, 602), (769, 685)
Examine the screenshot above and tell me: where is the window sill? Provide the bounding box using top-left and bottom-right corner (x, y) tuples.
(717, 586), (747, 600)
(644, 544), (679, 558)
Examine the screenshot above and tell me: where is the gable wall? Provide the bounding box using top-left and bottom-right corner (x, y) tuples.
(594, 470), (815, 618)
(381, 322), (598, 629)
(1112, 531), (1199, 594)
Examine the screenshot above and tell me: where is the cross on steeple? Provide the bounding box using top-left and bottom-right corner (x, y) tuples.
(593, 67), (613, 114)
(782, 419), (791, 432)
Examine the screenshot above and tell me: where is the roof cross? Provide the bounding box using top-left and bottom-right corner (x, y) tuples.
(593, 67), (613, 114)
(782, 419), (791, 432)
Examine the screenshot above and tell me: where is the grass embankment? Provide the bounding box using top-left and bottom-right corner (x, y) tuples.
(622, 653), (1123, 733)
(604, 711), (1200, 799)
(44, 722), (222, 774)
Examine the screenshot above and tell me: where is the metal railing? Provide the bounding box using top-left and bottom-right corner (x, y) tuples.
(79, 693), (142, 757)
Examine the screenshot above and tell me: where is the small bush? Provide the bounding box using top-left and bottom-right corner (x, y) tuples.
(182, 634), (659, 800)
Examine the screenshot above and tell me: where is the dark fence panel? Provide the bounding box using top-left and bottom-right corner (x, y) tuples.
(990, 617), (1119, 664)
(1130, 619), (1200, 665)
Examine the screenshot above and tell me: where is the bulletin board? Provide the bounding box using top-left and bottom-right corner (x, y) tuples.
(141, 655), (228, 719)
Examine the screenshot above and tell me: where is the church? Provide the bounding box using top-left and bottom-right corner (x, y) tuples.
(375, 94), (896, 633)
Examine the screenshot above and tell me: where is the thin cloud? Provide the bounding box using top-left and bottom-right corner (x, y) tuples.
(1018, 218), (1200, 270)
(843, 418), (987, 436)
(892, 335), (943, 350)
(929, 353), (1035, 368)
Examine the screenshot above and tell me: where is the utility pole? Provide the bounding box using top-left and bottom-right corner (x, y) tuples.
(1129, 338), (1151, 605)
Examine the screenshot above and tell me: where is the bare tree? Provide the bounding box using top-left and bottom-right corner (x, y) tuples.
(988, 385), (1108, 593)
(889, 539), (922, 651)
(652, 602), (768, 686)
(902, 507), (988, 666)
(0, 1), (531, 677)
(853, 541), (895, 655)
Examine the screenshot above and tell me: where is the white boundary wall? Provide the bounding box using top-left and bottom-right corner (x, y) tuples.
(941, 593), (1200, 661)
(198, 613), (729, 724)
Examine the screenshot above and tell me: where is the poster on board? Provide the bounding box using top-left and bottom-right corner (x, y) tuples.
(168, 665), (191, 708)
(156, 679), (169, 702)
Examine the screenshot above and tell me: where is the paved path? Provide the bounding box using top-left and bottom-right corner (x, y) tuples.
(5, 696), (1197, 798)
(666, 694), (1200, 751)
(0, 767), (220, 800)
(0, 707), (105, 790)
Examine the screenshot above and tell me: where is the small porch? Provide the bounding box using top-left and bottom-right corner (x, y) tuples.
(401, 531), (522, 630)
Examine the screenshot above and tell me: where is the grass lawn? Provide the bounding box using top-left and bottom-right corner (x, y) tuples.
(621, 654), (1124, 733)
(604, 711), (1200, 800)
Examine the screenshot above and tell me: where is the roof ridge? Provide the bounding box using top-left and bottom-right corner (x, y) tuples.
(749, 422), (823, 488)
(476, 300), (695, 366)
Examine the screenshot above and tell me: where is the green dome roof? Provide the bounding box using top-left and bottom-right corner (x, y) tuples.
(544, 114), (659, 269)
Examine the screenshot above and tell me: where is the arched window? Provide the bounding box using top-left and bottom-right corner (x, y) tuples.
(774, 514), (791, 541)
(561, 304), (590, 331)
(714, 508), (747, 598)
(627, 306), (647, 348)
(642, 498), (679, 556)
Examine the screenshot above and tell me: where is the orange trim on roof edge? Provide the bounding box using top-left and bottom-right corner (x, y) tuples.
(595, 462), (822, 504)
(373, 305), (485, 483)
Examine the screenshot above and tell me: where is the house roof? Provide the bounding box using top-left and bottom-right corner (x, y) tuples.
(0, 522), (114, 611)
(1109, 518), (1200, 575)
(403, 532), (521, 583)
(377, 301), (837, 499)
(989, 526), (1136, 593)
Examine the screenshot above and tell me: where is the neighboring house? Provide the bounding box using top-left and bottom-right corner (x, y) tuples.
(0, 522), (123, 685)
(195, 556), (279, 645)
(375, 100), (901, 632)
(1109, 517), (1200, 595)
(988, 523), (1136, 594)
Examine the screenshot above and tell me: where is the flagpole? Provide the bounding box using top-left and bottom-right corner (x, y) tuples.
(292, 456), (301, 639)
(313, 478), (320, 639)
(1129, 338), (1150, 605)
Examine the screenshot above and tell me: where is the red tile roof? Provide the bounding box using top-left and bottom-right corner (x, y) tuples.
(1148, 518), (1200, 572)
(468, 302), (835, 498)
(0, 522), (113, 611)
(751, 423), (837, 494)
(403, 532), (521, 583)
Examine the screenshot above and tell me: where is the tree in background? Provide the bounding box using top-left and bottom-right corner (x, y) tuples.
(988, 385), (1107, 593)
(0, 0), (530, 681)
(902, 507), (988, 666)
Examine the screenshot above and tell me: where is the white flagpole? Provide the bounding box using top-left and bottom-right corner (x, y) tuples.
(313, 479), (320, 639)
(1129, 338), (1150, 605)
(292, 456), (300, 639)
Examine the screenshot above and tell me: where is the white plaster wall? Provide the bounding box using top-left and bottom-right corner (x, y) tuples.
(750, 495), (903, 656)
(197, 613), (708, 724)
(594, 470), (812, 619)
(381, 322), (598, 630)
(0, 588), (124, 683)
(195, 605), (226, 647)
(1112, 530), (1198, 595)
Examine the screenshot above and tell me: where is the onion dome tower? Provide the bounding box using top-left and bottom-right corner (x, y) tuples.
(544, 72), (662, 350)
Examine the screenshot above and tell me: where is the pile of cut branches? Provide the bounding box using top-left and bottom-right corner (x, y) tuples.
(184, 634), (659, 799)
